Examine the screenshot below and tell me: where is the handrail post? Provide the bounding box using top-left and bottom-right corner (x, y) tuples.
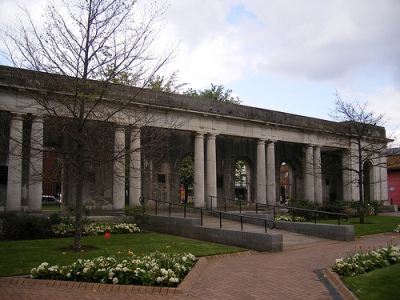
(314, 211), (317, 224)
(201, 209), (203, 226)
(219, 212), (222, 228)
(264, 220), (267, 233)
(155, 200), (158, 215)
(240, 216), (243, 231)
(184, 205), (186, 218)
(168, 203), (171, 216)
(239, 201), (242, 213)
(210, 196), (213, 211)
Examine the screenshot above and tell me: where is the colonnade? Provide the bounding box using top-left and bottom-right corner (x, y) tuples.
(5, 113), (142, 212)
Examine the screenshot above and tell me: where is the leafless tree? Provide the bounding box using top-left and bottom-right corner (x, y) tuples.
(330, 93), (389, 224)
(1, 0), (177, 250)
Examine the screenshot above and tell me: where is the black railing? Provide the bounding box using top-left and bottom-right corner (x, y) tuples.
(139, 196), (275, 232)
(208, 195), (348, 225)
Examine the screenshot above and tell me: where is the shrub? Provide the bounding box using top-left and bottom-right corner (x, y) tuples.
(123, 205), (150, 226)
(0, 212), (53, 240)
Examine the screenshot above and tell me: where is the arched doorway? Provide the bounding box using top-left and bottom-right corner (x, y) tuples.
(234, 158), (251, 201)
(363, 160), (374, 201)
(279, 161), (293, 204)
(180, 153), (194, 203)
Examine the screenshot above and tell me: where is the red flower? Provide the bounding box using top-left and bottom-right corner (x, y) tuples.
(104, 232), (111, 239)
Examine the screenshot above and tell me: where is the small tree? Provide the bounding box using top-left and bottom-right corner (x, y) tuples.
(184, 83), (242, 104)
(1, 0), (176, 251)
(331, 93), (388, 224)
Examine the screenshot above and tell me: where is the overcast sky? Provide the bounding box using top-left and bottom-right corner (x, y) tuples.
(1, 0), (399, 145)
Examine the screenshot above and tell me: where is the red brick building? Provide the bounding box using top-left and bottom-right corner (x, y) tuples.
(387, 148), (400, 206)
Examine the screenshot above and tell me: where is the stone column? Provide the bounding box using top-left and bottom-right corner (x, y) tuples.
(7, 114), (24, 211)
(113, 126), (125, 211)
(256, 139), (266, 204)
(194, 132), (205, 208)
(304, 145), (315, 202)
(206, 133), (217, 209)
(313, 146), (322, 204)
(266, 140), (276, 205)
(28, 117), (44, 212)
(129, 127), (141, 207)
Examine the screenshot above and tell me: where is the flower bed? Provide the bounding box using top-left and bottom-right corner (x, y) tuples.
(51, 222), (140, 237)
(31, 252), (196, 287)
(332, 242), (400, 277)
(275, 214), (306, 222)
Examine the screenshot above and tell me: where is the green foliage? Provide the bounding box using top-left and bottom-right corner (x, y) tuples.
(31, 252), (196, 287)
(0, 212), (54, 240)
(146, 71), (188, 93)
(51, 222), (140, 237)
(341, 264), (400, 300)
(287, 199), (320, 221)
(0, 233), (245, 276)
(184, 83), (241, 104)
(332, 241), (399, 276)
(123, 205), (150, 226)
(180, 154), (194, 186)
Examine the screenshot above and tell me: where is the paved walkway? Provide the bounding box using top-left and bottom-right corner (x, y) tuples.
(1, 211), (399, 299)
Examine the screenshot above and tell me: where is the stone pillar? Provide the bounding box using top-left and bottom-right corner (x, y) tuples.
(28, 117), (44, 212)
(266, 140), (276, 205)
(313, 146), (322, 205)
(257, 139), (266, 204)
(113, 126), (125, 211)
(7, 114), (24, 211)
(304, 145), (315, 202)
(206, 133), (217, 209)
(194, 132), (205, 208)
(129, 127), (141, 207)
(342, 150), (352, 201)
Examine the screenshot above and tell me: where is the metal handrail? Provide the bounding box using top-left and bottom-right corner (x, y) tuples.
(139, 196), (275, 232)
(208, 195), (349, 225)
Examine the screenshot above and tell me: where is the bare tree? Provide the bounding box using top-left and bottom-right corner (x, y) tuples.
(1, 0), (176, 250)
(330, 93), (388, 224)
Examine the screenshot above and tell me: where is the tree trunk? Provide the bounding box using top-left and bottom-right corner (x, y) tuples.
(73, 143), (84, 251)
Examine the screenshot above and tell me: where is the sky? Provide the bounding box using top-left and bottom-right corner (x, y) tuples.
(1, 0), (399, 146)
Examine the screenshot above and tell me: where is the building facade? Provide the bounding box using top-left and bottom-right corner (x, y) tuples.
(0, 66), (390, 212)
(388, 148), (400, 206)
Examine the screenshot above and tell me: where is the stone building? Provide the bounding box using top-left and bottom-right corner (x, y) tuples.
(0, 66), (390, 212)
(387, 148), (400, 206)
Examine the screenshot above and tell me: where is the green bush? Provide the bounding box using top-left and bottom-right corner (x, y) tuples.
(123, 205), (150, 226)
(0, 212), (53, 240)
(287, 199), (320, 221)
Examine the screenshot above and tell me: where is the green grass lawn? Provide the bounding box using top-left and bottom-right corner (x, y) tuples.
(318, 215), (400, 236)
(340, 263), (400, 300)
(0, 232), (245, 277)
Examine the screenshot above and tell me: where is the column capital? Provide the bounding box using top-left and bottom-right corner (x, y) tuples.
(257, 138), (266, 144)
(10, 113), (25, 120)
(267, 139), (277, 144)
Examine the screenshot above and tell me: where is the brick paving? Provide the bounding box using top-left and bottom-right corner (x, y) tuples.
(1, 211), (399, 299)
(1, 233), (399, 299)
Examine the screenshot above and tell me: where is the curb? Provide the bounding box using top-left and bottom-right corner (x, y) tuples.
(323, 268), (358, 300)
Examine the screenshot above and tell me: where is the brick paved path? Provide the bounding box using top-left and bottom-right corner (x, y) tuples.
(1, 232), (398, 300)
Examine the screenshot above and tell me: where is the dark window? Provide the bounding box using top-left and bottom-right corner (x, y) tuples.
(158, 174), (166, 183)
(217, 174), (223, 187)
(0, 166), (7, 184)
